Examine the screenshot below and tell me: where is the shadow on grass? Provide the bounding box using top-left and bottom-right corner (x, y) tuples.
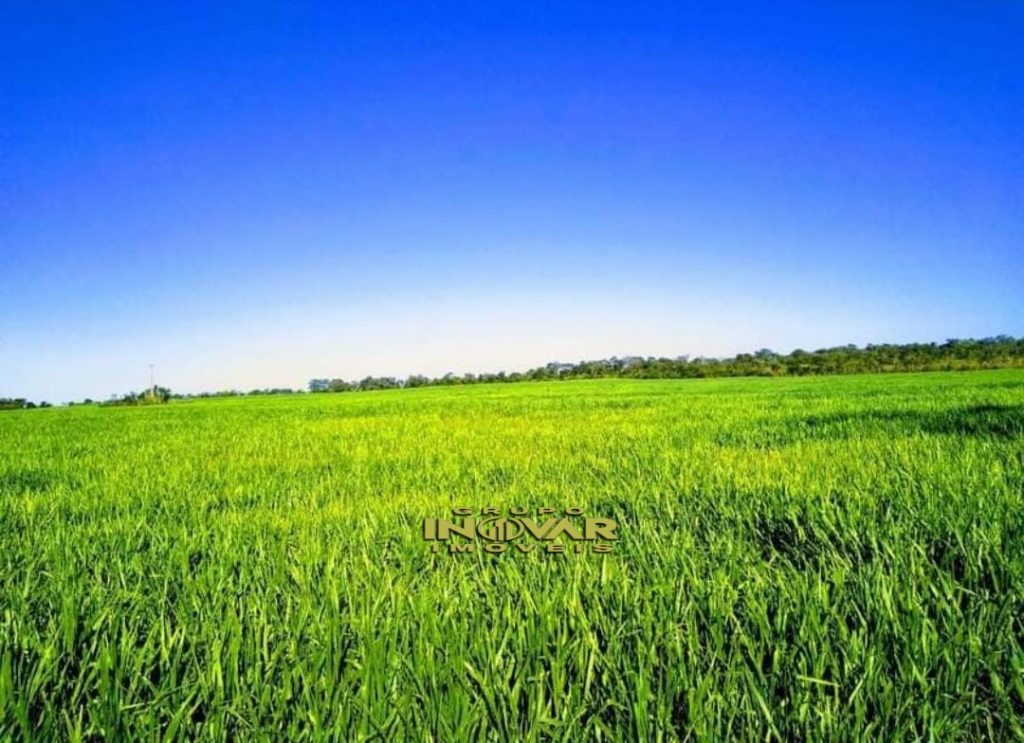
(804, 403), (1024, 439)
(0, 468), (55, 493)
(717, 404), (1024, 449)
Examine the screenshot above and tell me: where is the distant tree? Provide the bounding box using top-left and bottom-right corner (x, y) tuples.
(102, 387), (172, 406)
(145, 386), (172, 404)
(328, 379), (354, 392)
(123, 334), (1022, 402)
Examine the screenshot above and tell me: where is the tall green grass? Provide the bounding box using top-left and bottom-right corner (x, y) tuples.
(1, 371), (1022, 740)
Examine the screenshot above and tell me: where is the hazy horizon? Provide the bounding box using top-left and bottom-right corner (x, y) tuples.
(3, 3), (1022, 402)
(6, 327), (1022, 404)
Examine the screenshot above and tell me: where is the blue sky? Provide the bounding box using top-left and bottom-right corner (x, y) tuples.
(2, 2), (1022, 401)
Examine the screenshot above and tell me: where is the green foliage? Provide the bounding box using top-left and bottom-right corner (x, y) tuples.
(103, 387), (173, 407)
(1, 371), (1023, 740)
(310, 335), (1024, 393)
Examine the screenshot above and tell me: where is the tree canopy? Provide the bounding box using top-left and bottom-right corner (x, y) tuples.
(310, 336), (1024, 393)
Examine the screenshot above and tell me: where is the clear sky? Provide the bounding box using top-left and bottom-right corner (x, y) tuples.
(2, 2), (1022, 402)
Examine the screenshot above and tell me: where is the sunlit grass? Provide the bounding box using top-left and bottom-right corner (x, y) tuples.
(1, 371), (1023, 740)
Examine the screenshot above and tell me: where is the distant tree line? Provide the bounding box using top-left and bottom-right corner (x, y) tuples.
(102, 386), (174, 406)
(103, 387), (299, 404)
(174, 387), (300, 399)
(309, 336), (1024, 393)
(0, 398), (52, 410)
(5, 336), (1023, 410)
(62, 387), (302, 407)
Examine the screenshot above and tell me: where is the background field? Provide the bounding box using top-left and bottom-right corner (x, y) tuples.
(1, 371), (1023, 741)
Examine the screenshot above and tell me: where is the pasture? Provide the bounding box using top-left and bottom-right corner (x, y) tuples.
(1, 371), (1022, 740)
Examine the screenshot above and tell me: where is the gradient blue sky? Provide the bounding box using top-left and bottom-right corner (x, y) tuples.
(3, 2), (1022, 401)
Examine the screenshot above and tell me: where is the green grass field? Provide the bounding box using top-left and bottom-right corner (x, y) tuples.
(1, 370), (1023, 741)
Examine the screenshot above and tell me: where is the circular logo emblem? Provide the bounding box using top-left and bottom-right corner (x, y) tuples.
(476, 517), (525, 542)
